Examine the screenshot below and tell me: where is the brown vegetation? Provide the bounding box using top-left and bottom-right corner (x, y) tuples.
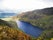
(0, 25), (31, 40)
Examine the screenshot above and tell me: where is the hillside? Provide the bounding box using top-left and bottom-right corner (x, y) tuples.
(0, 13), (16, 18)
(17, 7), (53, 29)
(0, 26), (31, 40)
(17, 7), (53, 40)
(17, 7), (53, 20)
(0, 19), (17, 28)
(0, 19), (33, 40)
(0, 19), (12, 27)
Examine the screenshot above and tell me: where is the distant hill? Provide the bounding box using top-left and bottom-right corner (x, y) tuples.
(32, 7), (53, 15)
(0, 13), (16, 18)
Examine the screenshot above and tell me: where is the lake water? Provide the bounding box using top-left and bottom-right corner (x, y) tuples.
(16, 21), (43, 37)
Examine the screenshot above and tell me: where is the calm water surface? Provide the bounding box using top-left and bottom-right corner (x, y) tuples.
(16, 21), (43, 37)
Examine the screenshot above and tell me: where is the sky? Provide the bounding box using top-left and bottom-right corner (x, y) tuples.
(0, 0), (53, 13)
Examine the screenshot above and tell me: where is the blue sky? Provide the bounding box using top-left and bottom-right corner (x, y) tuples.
(0, 0), (53, 13)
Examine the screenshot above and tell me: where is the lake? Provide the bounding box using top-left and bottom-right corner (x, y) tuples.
(16, 21), (43, 37)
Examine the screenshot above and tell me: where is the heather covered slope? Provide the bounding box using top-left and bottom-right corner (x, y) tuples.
(0, 26), (31, 40)
(0, 19), (32, 40)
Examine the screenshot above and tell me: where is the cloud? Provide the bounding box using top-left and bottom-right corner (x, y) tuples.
(0, 0), (53, 12)
(0, 0), (2, 1)
(43, 0), (53, 2)
(42, 0), (53, 7)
